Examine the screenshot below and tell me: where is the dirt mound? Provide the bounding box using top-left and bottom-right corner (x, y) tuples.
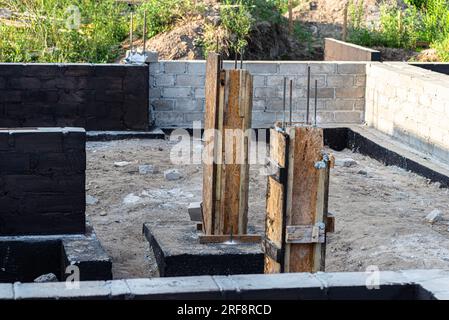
(131, 17), (317, 61)
(145, 18), (205, 60)
(245, 21), (318, 60)
(413, 49), (441, 62)
(373, 46), (418, 61)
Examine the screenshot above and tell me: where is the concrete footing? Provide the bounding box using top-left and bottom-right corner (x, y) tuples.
(1, 269), (448, 300)
(143, 222), (264, 277)
(87, 129), (165, 141)
(0, 224), (112, 283)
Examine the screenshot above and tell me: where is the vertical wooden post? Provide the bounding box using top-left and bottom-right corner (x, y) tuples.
(202, 53), (221, 235)
(202, 53), (253, 238)
(264, 125), (333, 273)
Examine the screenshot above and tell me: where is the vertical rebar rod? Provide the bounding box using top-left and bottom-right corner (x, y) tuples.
(240, 48), (244, 69)
(306, 66), (311, 125)
(314, 79), (318, 127)
(283, 77), (287, 129)
(142, 11), (147, 54)
(130, 13), (134, 53)
(234, 52), (238, 69)
(289, 79), (293, 126)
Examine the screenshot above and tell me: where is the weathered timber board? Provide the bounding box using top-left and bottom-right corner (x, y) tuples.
(285, 126), (324, 273)
(202, 53), (221, 235)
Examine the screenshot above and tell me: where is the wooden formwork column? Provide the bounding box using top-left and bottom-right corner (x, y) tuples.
(201, 53), (255, 241)
(264, 125), (334, 273)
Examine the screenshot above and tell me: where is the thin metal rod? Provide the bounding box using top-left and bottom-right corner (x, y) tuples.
(240, 48), (244, 69)
(216, 36), (219, 52)
(283, 77), (287, 129)
(314, 79), (318, 126)
(129, 13), (134, 53)
(306, 66), (311, 125)
(142, 11), (147, 54)
(234, 52), (238, 69)
(289, 79), (293, 126)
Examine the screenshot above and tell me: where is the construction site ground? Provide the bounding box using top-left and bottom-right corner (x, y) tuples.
(86, 138), (449, 279)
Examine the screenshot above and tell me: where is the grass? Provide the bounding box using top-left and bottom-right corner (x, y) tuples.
(347, 0), (449, 61)
(0, 0), (129, 63)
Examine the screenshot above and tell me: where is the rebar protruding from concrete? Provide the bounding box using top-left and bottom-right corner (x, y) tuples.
(129, 13), (134, 53)
(289, 79), (293, 126)
(314, 79), (318, 127)
(234, 52), (238, 69)
(142, 11), (147, 54)
(283, 77), (287, 129)
(306, 66), (311, 125)
(240, 48), (244, 69)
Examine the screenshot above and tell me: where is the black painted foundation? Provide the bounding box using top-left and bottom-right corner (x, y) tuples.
(144, 222), (264, 277)
(322, 127), (449, 188)
(0, 226), (112, 283)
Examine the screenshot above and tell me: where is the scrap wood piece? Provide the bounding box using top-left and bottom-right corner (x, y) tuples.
(199, 234), (261, 244)
(286, 223), (325, 244)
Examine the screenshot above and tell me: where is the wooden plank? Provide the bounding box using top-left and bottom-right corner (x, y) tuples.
(199, 234), (261, 244)
(284, 126), (324, 273)
(270, 128), (287, 168)
(202, 53), (221, 235)
(238, 70), (252, 235)
(220, 70), (244, 235)
(286, 223), (325, 244)
(263, 238), (283, 262)
(214, 70), (226, 235)
(265, 177), (284, 247)
(264, 256), (281, 274)
(264, 177), (284, 273)
(326, 212), (335, 233)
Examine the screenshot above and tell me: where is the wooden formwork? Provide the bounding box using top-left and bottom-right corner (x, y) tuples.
(201, 53), (257, 242)
(264, 124), (334, 273)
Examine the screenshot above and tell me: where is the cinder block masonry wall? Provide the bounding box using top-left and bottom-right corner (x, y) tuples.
(149, 61), (367, 128)
(365, 62), (449, 164)
(324, 38), (381, 62)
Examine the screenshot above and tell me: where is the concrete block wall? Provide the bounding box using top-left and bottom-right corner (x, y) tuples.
(365, 62), (449, 164)
(0, 128), (86, 236)
(0, 64), (149, 130)
(149, 61), (367, 128)
(324, 38), (381, 62)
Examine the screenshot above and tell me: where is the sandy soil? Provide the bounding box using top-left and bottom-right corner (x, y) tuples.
(86, 138), (449, 279)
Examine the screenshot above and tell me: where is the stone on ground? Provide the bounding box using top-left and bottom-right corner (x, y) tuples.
(86, 195), (99, 205)
(34, 273), (58, 283)
(164, 169), (183, 181)
(335, 158), (358, 167)
(123, 193), (142, 205)
(426, 209), (442, 224)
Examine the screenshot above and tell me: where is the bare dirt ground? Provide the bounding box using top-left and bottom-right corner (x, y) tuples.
(86, 138), (449, 279)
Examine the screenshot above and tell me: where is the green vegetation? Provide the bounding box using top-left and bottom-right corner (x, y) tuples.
(347, 0), (449, 61)
(0, 0), (129, 63)
(202, 0), (312, 56)
(134, 0), (200, 38)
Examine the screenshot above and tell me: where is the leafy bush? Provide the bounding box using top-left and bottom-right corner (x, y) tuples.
(220, 0), (254, 53)
(135, 0), (197, 39)
(347, 0), (449, 53)
(0, 0), (128, 63)
(432, 33), (449, 61)
(404, 0), (428, 8)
